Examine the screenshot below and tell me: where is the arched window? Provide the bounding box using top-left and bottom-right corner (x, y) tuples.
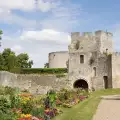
(80, 55), (84, 63)
(93, 67), (96, 76)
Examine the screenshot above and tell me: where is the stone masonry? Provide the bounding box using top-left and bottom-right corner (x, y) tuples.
(49, 30), (120, 91)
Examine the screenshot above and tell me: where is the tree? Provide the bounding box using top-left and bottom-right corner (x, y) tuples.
(0, 53), (4, 70)
(44, 62), (49, 68)
(16, 53), (33, 68)
(2, 48), (16, 71)
(0, 48), (33, 71)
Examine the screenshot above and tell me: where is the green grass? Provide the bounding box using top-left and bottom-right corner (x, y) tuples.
(53, 88), (120, 120)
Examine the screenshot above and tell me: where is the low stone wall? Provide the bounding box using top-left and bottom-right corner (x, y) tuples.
(0, 71), (70, 94)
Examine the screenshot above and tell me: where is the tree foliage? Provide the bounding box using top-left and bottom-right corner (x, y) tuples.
(44, 62), (49, 68)
(0, 48), (33, 72)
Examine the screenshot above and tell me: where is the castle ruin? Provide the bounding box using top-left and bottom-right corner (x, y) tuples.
(49, 30), (120, 90)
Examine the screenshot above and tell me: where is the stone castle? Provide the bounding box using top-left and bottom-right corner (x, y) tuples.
(1, 30), (120, 94)
(49, 30), (120, 90)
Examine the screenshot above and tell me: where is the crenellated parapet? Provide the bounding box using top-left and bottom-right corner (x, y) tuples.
(71, 30), (113, 42)
(69, 30), (113, 53)
(71, 32), (94, 41)
(95, 30), (113, 39)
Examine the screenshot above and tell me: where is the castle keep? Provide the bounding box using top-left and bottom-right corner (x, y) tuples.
(49, 30), (120, 90)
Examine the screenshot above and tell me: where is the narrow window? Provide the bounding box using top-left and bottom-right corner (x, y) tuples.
(93, 67), (96, 76)
(80, 55), (84, 63)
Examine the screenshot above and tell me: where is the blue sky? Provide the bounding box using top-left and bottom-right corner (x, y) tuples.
(1, 0), (120, 67)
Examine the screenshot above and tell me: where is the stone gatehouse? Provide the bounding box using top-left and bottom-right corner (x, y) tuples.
(49, 30), (120, 90)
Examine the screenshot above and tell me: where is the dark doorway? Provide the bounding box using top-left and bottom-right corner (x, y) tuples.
(73, 79), (88, 90)
(103, 76), (108, 89)
(80, 55), (84, 63)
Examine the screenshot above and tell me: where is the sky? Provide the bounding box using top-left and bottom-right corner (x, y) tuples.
(1, 0), (120, 67)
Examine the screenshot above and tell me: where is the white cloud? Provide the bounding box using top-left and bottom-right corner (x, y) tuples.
(0, 0), (59, 28)
(11, 45), (22, 52)
(37, 0), (57, 12)
(2, 29), (70, 67)
(0, 0), (83, 30)
(40, 1), (83, 31)
(20, 29), (71, 44)
(0, 0), (56, 12)
(0, 9), (37, 27)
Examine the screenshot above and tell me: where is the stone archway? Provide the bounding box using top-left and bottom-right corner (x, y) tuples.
(73, 79), (88, 90)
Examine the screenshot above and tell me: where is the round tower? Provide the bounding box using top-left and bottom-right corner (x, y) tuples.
(49, 51), (68, 68)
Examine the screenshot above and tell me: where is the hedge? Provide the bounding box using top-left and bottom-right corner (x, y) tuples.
(20, 68), (68, 74)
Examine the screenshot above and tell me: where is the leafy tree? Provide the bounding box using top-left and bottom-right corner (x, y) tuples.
(2, 48), (16, 71)
(0, 48), (33, 71)
(44, 62), (49, 68)
(0, 53), (4, 70)
(0, 30), (33, 71)
(16, 53), (33, 68)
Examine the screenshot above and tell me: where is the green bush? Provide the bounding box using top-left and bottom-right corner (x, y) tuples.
(0, 110), (18, 120)
(0, 96), (11, 113)
(31, 107), (44, 118)
(20, 68), (67, 74)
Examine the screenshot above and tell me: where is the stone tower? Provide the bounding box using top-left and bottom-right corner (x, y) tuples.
(68, 30), (113, 90)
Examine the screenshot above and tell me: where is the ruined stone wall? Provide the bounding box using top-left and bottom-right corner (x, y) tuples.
(68, 30), (113, 90)
(49, 51), (68, 68)
(0, 71), (70, 94)
(69, 31), (113, 53)
(70, 32), (100, 53)
(92, 54), (108, 90)
(0, 71), (18, 87)
(112, 52), (120, 88)
(95, 31), (113, 53)
(68, 51), (94, 89)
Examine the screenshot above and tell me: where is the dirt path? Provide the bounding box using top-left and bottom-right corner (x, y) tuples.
(93, 99), (120, 120)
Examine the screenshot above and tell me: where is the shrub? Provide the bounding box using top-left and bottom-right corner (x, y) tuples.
(31, 107), (44, 118)
(0, 110), (18, 120)
(0, 86), (5, 95)
(0, 96), (11, 114)
(20, 68), (67, 74)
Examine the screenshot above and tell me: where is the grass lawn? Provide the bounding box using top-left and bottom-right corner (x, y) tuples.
(53, 88), (120, 120)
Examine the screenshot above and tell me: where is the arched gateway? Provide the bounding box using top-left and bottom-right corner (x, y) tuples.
(73, 79), (88, 90)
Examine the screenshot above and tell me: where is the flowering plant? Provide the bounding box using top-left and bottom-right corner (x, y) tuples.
(18, 114), (32, 120)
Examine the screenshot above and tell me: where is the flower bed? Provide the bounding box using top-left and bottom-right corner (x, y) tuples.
(0, 86), (88, 120)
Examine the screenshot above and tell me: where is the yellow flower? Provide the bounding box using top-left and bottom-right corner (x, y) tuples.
(21, 114), (26, 117)
(25, 114), (32, 118)
(20, 114), (32, 118)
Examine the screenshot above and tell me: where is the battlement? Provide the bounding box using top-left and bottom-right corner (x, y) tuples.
(95, 30), (113, 37)
(71, 30), (113, 41)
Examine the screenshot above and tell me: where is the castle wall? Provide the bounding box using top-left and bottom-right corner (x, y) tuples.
(112, 52), (120, 88)
(95, 31), (113, 53)
(69, 30), (113, 90)
(92, 54), (110, 90)
(70, 31), (113, 53)
(49, 51), (68, 68)
(68, 52), (93, 89)
(70, 32), (100, 52)
(0, 71), (70, 94)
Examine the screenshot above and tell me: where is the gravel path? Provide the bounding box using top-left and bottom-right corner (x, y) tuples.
(93, 99), (120, 120)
